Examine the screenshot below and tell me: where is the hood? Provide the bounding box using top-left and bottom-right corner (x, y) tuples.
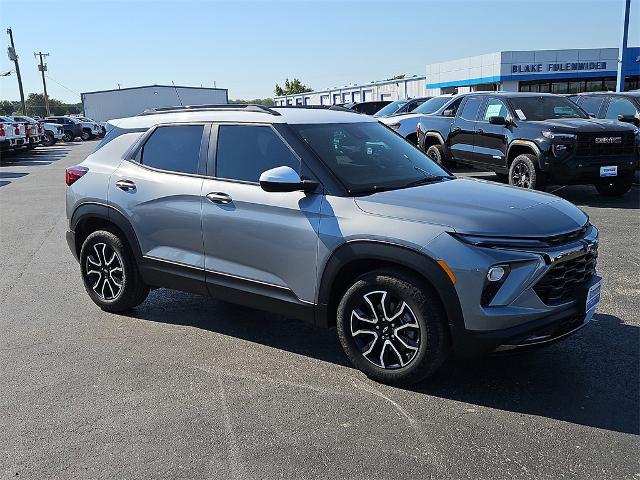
(528, 118), (637, 133)
(354, 178), (587, 237)
(378, 113), (421, 125)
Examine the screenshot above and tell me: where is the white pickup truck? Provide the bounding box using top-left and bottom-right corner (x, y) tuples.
(74, 116), (103, 140)
(0, 116), (27, 152)
(10, 116), (45, 149)
(42, 121), (65, 146)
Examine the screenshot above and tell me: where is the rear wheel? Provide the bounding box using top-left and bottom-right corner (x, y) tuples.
(336, 268), (449, 385)
(594, 177), (633, 196)
(81, 129), (93, 141)
(63, 131), (73, 142)
(79, 230), (149, 312)
(509, 154), (546, 190)
(43, 132), (55, 146)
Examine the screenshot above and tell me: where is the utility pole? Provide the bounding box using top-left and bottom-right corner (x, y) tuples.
(616, 0), (631, 92)
(6, 28), (26, 115)
(34, 52), (51, 116)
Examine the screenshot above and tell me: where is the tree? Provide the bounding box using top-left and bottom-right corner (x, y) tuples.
(229, 98), (275, 106)
(0, 100), (16, 115)
(274, 78), (312, 96)
(23, 93), (82, 117)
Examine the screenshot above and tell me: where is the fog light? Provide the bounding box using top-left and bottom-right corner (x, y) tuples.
(487, 266), (506, 282)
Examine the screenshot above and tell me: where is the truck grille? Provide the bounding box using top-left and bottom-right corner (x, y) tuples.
(575, 132), (635, 157)
(533, 247), (598, 304)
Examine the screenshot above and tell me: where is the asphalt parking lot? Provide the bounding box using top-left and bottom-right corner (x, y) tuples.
(1, 142), (638, 480)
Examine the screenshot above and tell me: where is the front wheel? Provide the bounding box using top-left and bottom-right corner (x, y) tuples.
(62, 131), (73, 142)
(595, 177), (633, 196)
(336, 269), (450, 385)
(81, 130), (93, 141)
(79, 230), (150, 312)
(43, 132), (55, 146)
(509, 154), (546, 190)
(426, 144), (451, 168)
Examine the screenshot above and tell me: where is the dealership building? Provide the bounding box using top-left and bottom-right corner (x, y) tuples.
(274, 46), (640, 106)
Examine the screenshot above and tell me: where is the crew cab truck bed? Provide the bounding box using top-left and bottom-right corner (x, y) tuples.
(417, 92), (639, 196)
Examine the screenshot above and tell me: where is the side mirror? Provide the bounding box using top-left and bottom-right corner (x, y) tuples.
(259, 166), (317, 193)
(488, 115), (507, 126)
(588, 113), (597, 118)
(617, 114), (637, 124)
(443, 109), (455, 117)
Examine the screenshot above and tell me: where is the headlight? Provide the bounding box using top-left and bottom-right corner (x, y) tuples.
(542, 130), (576, 141)
(451, 233), (548, 249)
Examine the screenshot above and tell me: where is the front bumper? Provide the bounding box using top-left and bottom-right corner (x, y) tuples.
(542, 153), (637, 184)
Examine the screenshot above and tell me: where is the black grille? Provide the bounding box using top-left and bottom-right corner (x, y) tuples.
(545, 224), (589, 246)
(575, 132), (636, 157)
(534, 247), (598, 304)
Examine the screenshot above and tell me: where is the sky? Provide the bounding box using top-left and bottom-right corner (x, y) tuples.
(0, 0), (638, 104)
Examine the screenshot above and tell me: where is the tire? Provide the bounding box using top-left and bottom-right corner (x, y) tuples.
(79, 230), (150, 312)
(426, 144), (450, 168)
(509, 153), (546, 190)
(81, 129), (93, 141)
(336, 268), (450, 385)
(594, 177), (633, 196)
(43, 132), (55, 147)
(27, 138), (36, 150)
(63, 131), (73, 142)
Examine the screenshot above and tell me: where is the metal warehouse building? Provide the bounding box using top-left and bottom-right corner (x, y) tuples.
(275, 47), (639, 106)
(81, 85), (228, 122)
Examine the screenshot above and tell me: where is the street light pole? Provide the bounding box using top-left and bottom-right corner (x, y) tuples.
(616, 0), (631, 92)
(35, 52), (51, 116)
(6, 28), (26, 115)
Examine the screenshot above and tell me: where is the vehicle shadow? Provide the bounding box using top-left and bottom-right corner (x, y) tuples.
(552, 184), (639, 210)
(126, 288), (350, 367)
(0, 172), (29, 188)
(126, 290), (638, 435)
(416, 314), (639, 435)
(0, 146), (72, 166)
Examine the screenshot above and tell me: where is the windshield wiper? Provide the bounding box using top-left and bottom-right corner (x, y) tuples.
(402, 175), (453, 188)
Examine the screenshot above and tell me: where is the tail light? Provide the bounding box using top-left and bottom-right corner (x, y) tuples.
(14, 123), (19, 135)
(38, 123), (43, 133)
(65, 166), (89, 186)
(0, 124), (5, 137)
(25, 124), (31, 136)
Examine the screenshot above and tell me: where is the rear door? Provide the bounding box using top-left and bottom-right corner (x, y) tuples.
(109, 123), (208, 279)
(449, 96), (483, 162)
(200, 123), (322, 304)
(474, 96), (511, 168)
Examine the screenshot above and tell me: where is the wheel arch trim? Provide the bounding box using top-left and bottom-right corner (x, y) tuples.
(507, 140), (542, 166)
(315, 240), (465, 337)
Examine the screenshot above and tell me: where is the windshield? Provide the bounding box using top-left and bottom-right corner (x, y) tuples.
(508, 96), (589, 121)
(292, 122), (451, 193)
(373, 100), (409, 117)
(413, 96), (452, 114)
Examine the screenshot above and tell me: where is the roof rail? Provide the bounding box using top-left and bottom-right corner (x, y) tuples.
(272, 104), (355, 113)
(138, 104), (281, 116)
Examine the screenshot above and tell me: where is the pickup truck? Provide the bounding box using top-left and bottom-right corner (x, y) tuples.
(10, 115), (45, 149)
(73, 116), (103, 140)
(42, 121), (65, 146)
(569, 92), (640, 127)
(44, 116), (83, 142)
(378, 95), (454, 144)
(0, 116), (27, 152)
(417, 92), (639, 196)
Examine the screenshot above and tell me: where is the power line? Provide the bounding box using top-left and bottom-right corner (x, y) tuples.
(44, 74), (79, 96)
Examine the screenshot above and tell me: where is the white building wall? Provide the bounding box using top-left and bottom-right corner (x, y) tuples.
(82, 86), (228, 122)
(274, 77), (426, 106)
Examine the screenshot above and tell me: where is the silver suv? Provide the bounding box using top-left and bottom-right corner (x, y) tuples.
(65, 105), (602, 385)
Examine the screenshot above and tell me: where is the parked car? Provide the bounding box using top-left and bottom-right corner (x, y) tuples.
(44, 116), (83, 142)
(65, 104), (603, 385)
(74, 116), (105, 140)
(417, 92), (639, 196)
(373, 97), (431, 118)
(0, 116), (27, 152)
(42, 121), (65, 146)
(568, 92), (640, 127)
(379, 95), (455, 144)
(10, 115), (45, 149)
(343, 100), (392, 115)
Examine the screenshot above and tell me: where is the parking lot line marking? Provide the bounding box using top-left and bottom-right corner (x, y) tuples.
(217, 374), (249, 480)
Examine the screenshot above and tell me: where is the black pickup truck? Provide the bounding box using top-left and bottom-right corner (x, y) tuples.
(416, 92), (639, 196)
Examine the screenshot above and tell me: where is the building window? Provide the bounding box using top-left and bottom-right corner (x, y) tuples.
(625, 76), (640, 91)
(474, 83), (498, 92)
(519, 77), (617, 94)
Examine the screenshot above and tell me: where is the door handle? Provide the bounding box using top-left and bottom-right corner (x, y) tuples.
(451, 127), (461, 134)
(115, 179), (136, 191)
(206, 192), (232, 204)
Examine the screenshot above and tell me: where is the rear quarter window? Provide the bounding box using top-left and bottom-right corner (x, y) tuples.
(93, 125), (147, 153)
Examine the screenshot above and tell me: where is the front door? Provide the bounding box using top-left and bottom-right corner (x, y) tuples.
(474, 97), (510, 168)
(201, 123), (322, 304)
(449, 96), (483, 162)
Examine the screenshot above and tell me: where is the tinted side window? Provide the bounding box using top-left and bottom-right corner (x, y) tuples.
(460, 97), (483, 120)
(216, 125), (299, 182)
(141, 125), (203, 174)
(605, 97), (638, 119)
(580, 96), (606, 116)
